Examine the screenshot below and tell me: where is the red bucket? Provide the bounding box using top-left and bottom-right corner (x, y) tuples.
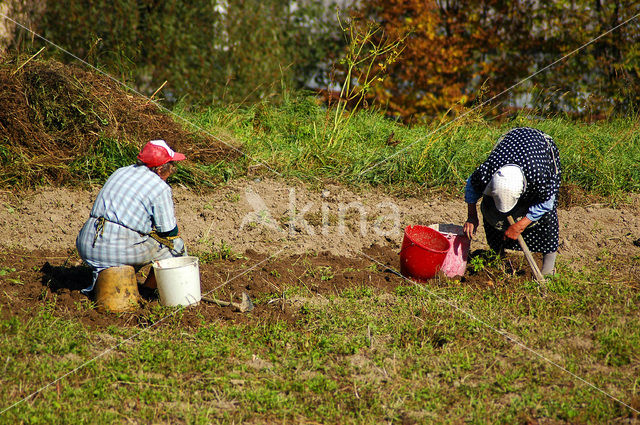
(400, 225), (451, 281)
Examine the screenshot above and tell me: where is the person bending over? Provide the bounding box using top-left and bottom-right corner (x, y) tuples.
(463, 127), (561, 276)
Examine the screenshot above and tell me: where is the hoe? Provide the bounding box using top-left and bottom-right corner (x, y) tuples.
(202, 292), (254, 313)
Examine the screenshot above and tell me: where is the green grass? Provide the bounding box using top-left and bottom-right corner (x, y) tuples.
(177, 96), (640, 197)
(3, 92), (639, 198)
(1, 260), (639, 424)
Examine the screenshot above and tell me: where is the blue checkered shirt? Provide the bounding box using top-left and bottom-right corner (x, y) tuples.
(90, 164), (177, 233)
(76, 165), (184, 292)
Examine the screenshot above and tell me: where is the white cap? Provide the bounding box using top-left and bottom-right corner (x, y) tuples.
(483, 165), (525, 212)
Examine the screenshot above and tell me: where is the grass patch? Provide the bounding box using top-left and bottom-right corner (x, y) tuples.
(177, 96), (640, 198)
(2, 260), (639, 424)
(2, 70), (639, 199)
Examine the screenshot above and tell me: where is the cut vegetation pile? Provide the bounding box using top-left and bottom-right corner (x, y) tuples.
(0, 56), (237, 187)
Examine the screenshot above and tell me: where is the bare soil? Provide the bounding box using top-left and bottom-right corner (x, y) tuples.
(1, 178), (638, 329)
(2, 58), (638, 330)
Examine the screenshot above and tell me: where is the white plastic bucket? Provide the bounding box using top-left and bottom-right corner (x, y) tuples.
(428, 224), (470, 278)
(152, 256), (201, 307)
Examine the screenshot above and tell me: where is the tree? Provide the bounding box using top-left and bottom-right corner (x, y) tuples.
(6, 0), (343, 107)
(353, 1), (483, 120)
(356, 0), (640, 121)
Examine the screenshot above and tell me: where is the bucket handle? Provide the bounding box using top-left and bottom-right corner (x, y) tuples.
(184, 293), (200, 305)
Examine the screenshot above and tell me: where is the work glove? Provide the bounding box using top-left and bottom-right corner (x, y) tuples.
(171, 237), (187, 256)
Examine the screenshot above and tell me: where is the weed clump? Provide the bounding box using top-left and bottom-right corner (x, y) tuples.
(0, 55), (237, 188)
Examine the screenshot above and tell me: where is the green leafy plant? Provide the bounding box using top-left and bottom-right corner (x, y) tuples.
(469, 250), (503, 273)
(306, 265), (334, 281)
(195, 240), (245, 264)
(0, 267), (16, 276)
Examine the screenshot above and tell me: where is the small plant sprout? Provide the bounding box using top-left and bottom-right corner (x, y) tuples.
(226, 193), (241, 203)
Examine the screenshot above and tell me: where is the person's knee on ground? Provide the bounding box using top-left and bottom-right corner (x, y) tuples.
(542, 251), (557, 275)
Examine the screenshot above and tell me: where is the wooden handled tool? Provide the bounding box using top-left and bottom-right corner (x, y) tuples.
(507, 216), (546, 285)
(201, 292), (254, 312)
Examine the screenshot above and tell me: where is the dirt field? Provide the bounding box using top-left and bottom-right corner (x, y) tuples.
(1, 177), (639, 329)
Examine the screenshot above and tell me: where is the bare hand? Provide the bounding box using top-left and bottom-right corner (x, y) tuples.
(463, 218), (479, 240)
(504, 217), (531, 240)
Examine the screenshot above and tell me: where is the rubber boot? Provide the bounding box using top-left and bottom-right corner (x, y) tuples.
(542, 252), (557, 276)
(142, 268), (157, 289)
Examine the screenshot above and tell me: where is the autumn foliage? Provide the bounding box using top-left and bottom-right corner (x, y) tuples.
(3, 0), (639, 121)
(356, 0), (640, 122)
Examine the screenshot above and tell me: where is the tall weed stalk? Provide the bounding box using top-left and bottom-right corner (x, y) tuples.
(328, 15), (406, 148)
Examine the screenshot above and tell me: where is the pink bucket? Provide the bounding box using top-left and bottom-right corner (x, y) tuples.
(428, 224), (470, 278)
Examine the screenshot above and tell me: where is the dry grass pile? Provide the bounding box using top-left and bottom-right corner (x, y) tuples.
(0, 55), (237, 187)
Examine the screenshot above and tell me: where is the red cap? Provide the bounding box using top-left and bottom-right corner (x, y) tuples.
(137, 140), (186, 167)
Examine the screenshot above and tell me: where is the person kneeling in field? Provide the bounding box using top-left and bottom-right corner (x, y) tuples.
(76, 139), (187, 295)
(463, 127), (561, 276)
